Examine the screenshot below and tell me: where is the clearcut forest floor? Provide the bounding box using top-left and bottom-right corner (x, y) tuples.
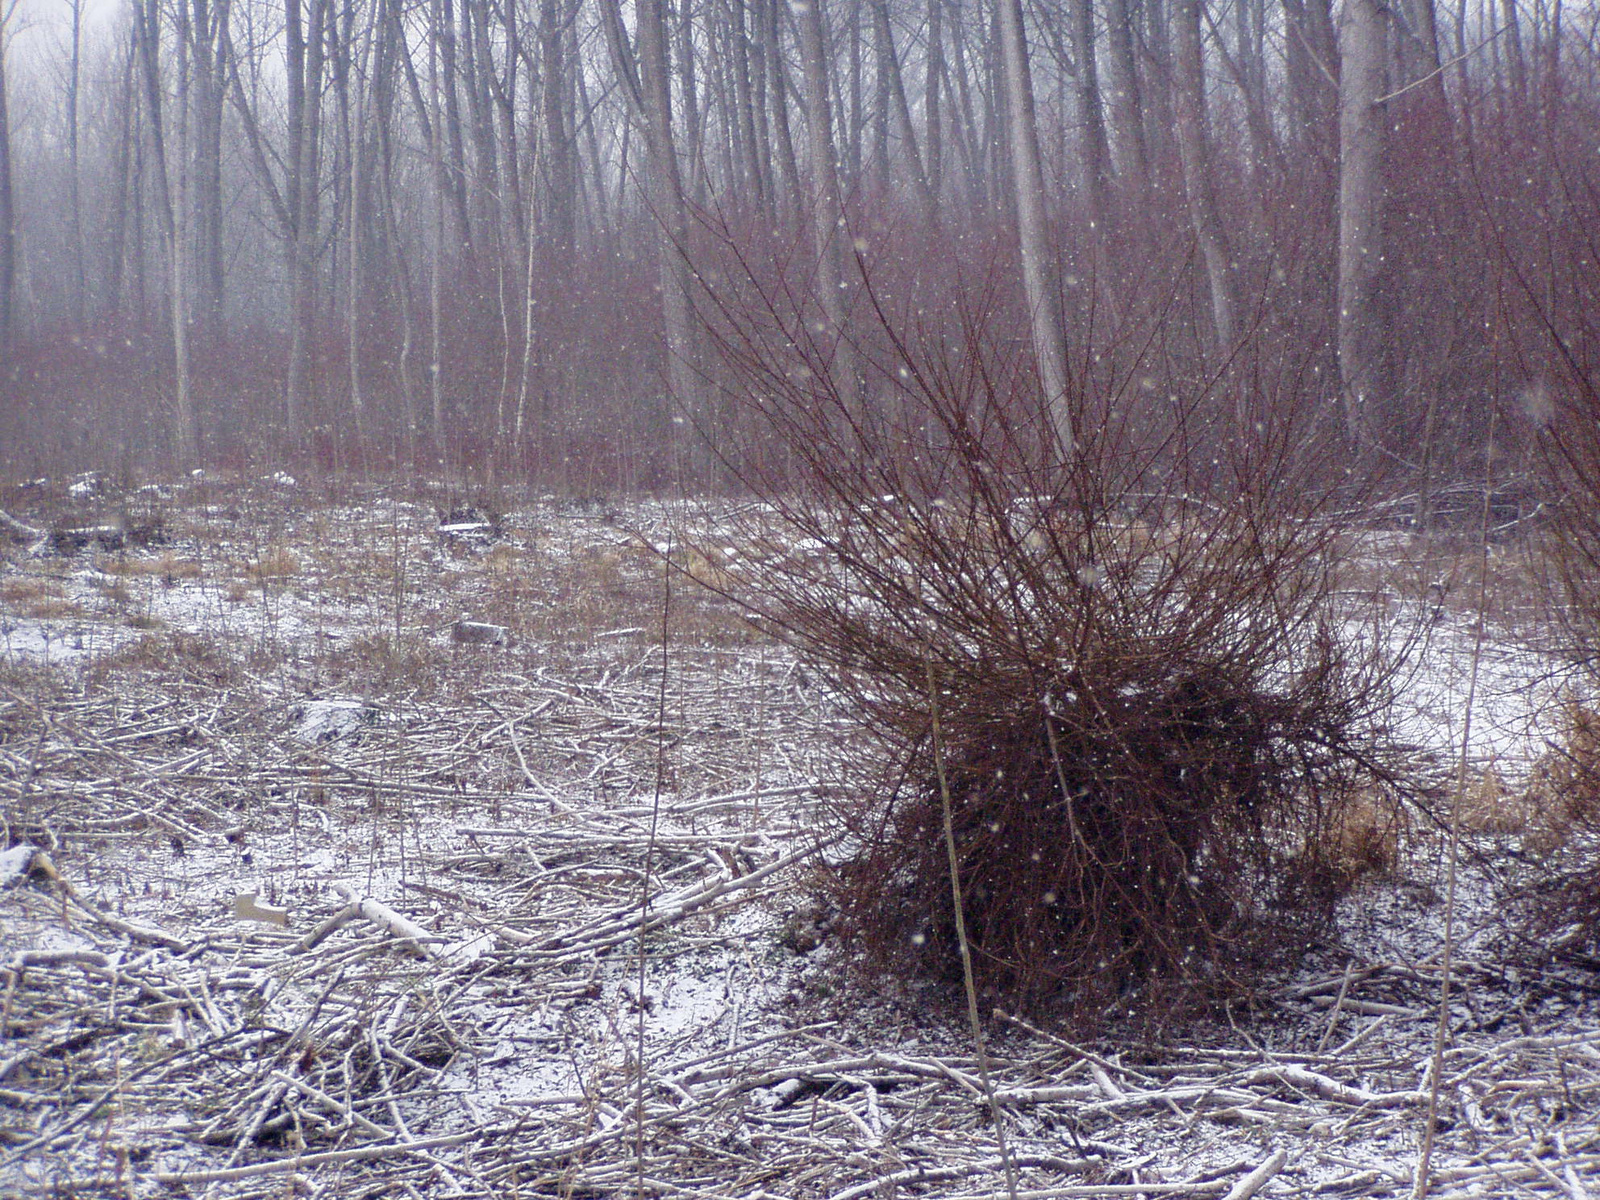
(1, 472), (1598, 1200)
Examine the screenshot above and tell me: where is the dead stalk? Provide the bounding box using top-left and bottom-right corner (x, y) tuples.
(927, 656), (1020, 1200)
(637, 532), (673, 1200)
(1415, 421), (1497, 1199)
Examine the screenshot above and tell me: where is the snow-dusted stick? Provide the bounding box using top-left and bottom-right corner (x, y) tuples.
(1315, 961), (1358, 1053)
(61, 876), (188, 953)
(0, 508), (42, 544)
(1089, 1061), (1126, 1100)
(1419, 1154), (1600, 1198)
(1329, 1013), (1390, 1058)
(222, 1075), (291, 1166)
(1519, 1150), (1593, 1200)
(668, 1020), (839, 1084)
(123, 1129), (489, 1186)
(991, 1084), (1101, 1106)
(1222, 1149), (1289, 1200)
(268, 1070), (394, 1140)
(368, 1022), (421, 1149)
(994, 1009), (1163, 1087)
(292, 902), (362, 952)
(823, 1155), (1105, 1200)
(1311, 995), (1417, 1017)
(1239, 1065), (1427, 1108)
(331, 883), (438, 954)
(525, 833), (835, 956)
(1072, 1084), (1287, 1118)
(873, 1184), (1235, 1198)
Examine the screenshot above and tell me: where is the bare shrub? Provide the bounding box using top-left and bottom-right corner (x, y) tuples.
(1527, 228), (1600, 948)
(1510, 705), (1600, 949)
(698, 269), (1410, 1023)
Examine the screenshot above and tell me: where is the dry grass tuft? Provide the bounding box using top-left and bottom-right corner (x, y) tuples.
(1, 577), (85, 619)
(245, 546), (302, 582)
(100, 552), (205, 581)
(1518, 706), (1600, 856)
(1504, 705), (1600, 950)
(1472, 771), (1525, 840)
(1324, 792), (1410, 888)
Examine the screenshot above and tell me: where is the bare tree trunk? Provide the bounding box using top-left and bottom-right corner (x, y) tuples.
(599, 0), (705, 445)
(926, 0), (944, 202)
(845, 0), (862, 187)
(1231, 0), (1271, 176)
(945, 2), (984, 212)
(793, 0), (860, 415)
(0, 14), (13, 355)
(1395, 0), (1446, 87)
(709, 21), (737, 195)
(1141, 0), (1179, 176)
(1066, 0), (1114, 234)
(1103, 0), (1151, 185)
(434, 0), (473, 251)
(428, 0), (448, 458)
(996, 0), (1073, 457)
(339, 0), (375, 456)
(66, 0), (88, 326)
(1336, 0), (1391, 447)
(538, 0), (576, 255)
(730, 0), (765, 208)
(189, 0), (230, 337)
(677, 0), (706, 207)
(374, 23), (419, 466)
(136, 0), (198, 462)
(981, 1), (1005, 216)
(1172, 0), (1239, 355)
(1284, 0), (1338, 151)
(462, 0), (502, 250)
(489, 0), (528, 257)
(870, 0), (937, 226)
(105, 38), (139, 318)
(871, 0), (889, 194)
(763, 0), (801, 226)
(284, 0), (329, 445)
(572, 37), (614, 246)
(749, 0), (774, 214)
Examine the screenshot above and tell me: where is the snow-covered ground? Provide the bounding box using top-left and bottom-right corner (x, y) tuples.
(1, 475), (1597, 1199)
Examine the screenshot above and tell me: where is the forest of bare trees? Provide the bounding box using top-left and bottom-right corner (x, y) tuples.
(0, 0), (1594, 489)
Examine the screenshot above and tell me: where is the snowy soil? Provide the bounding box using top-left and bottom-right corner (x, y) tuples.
(1, 475), (1597, 1199)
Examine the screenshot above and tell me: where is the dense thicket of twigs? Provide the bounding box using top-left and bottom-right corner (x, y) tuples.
(700, 270), (1414, 1019)
(1534, 341), (1600, 949)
